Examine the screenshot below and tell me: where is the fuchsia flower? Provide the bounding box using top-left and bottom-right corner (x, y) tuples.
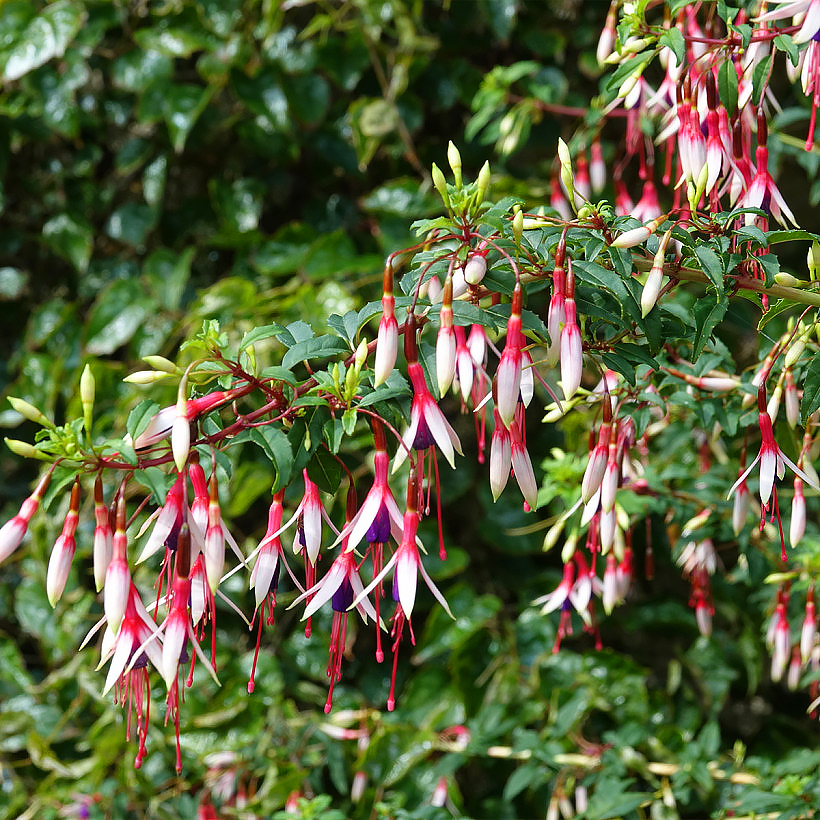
(337, 423), (404, 551)
(392, 320), (463, 472)
(46, 478), (80, 607)
(352, 469), (452, 710)
(97, 582), (163, 768)
(560, 263), (583, 400)
(374, 265), (398, 387)
(129, 390), (235, 450)
(756, 0), (820, 44)
(104, 495), (133, 635)
(93, 476), (114, 592)
(353, 488), (452, 624)
(728, 410), (818, 510)
(495, 283), (524, 428)
(741, 113), (798, 227)
(0, 465), (54, 565)
(290, 495), (379, 714)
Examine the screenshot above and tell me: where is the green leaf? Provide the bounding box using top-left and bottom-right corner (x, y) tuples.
(85, 279), (152, 355)
(774, 33), (799, 66)
(601, 351), (636, 385)
(659, 27), (685, 65)
(111, 49), (173, 92)
(239, 323), (286, 352)
(752, 54), (772, 107)
(282, 336), (349, 370)
(105, 202), (156, 247)
(694, 245), (724, 290)
(249, 426), (293, 492)
(126, 400), (161, 443)
(327, 311), (359, 347)
(767, 229), (819, 244)
(143, 247), (194, 310)
(692, 294), (728, 362)
(162, 83), (215, 153)
(758, 298), (799, 331)
(210, 178), (265, 234)
(2, 0), (85, 82)
(41, 214), (92, 274)
(801, 353), (820, 423)
(306, 447), (341, 494)
(718, 57), (739, 116)
(134, 466), (173, 506)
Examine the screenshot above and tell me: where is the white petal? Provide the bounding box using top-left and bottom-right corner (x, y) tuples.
(396, 550), (418, 619)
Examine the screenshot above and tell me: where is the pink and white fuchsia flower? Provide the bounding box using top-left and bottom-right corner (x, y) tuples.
(392, 358), (463, 472)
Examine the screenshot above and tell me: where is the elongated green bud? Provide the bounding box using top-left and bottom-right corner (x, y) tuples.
(475, 160), (491, 206)
(808, 241), (820, 280)
(513, 209), (524, 246)
(5, 438), (46, 459)
(774, 272), (802, 288)
(8, 397), (53, 428)
(431, 163), (450, 210)
(354, 338), (368, 371)
(80, 364), (95, 435)
(142, 355), (179, 374)
(123, 370), (174, 384)
(447, 141), (462, 188)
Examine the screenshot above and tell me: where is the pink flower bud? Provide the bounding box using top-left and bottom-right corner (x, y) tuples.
(463, 254), (487, 285)
(496, 284), (524, 429)
(791, 477), (806, 548)
(93, 477), (113, 592)
(489, 411), (512, 500)
(47, 479), (80, 607)
(560, 296), (583, 400)
(0, 467), (53, 564)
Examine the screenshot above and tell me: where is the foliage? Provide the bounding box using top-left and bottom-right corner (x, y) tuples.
(3, 1), (820, 819)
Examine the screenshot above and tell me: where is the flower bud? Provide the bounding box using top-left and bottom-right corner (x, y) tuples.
(7, 396), (53, 428)
(475, 160), (490, 205)
(808, 241), (820, 280)
(142, 355), (179, 373)
(463, 254), (487, 285)
(447, 141), (462, 187)
(431, 163), (450, 210)
(4, 439), (44, 459)
(80, 363), (95, 435)
(123, 370), (174, 384)
(512, 209), (524, 246)
(774, 272), (803, 288)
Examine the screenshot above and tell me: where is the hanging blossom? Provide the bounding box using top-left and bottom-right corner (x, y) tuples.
(352, 469), (453, 710)
(290, 487), (379, 713)
(728, 386), (820, 559)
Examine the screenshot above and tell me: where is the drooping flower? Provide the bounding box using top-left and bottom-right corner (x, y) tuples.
(374, 264), (398, 387)
(96, 582), (163, 768)
(0, 465), (55, 565)
(92, 476), (114, 592)
(392, 321), (463, 473)
(495, 283), (524, 428)
(46, 478), (80, 607)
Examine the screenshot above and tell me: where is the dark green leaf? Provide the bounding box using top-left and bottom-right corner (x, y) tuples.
(306, 447), (341, 494)
(694, 245), (724, 290)
(718, 57), (739, 115)
(126, 400), (161, 443)
(692, 294), (728, 362)
(41, 214), (92, 274)
(249, 426), (293, 492)
(3, 0), (85, 82)
(801, 353), (820, 423)
(660, 28), (685, 65)
(282, 336), (349, 370)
